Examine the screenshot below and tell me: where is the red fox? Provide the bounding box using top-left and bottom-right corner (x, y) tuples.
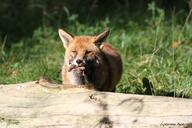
(58, 28), (122, 91)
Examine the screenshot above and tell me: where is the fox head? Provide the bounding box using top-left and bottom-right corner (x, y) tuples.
(58, 29), (110, 68)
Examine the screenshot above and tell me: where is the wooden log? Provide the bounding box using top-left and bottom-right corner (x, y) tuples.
(0, 82), (192, 128)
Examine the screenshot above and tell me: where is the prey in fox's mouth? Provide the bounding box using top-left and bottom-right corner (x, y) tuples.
(68, 57), (86, 74)
(67, 57), (96, 85)
(68, 56), (95, 73)
(68, 64), (86, 75)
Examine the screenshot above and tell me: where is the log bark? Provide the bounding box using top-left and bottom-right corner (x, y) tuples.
(0, 82), (192, 128)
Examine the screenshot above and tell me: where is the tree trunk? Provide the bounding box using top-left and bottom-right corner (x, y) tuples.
(0, 82), (192, 128)
(189, 0), (192, 9)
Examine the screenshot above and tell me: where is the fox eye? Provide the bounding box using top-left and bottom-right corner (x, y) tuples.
(71, 51), (77, 54)
(71, 51), (76, 53)
(85, 50), (92, 54)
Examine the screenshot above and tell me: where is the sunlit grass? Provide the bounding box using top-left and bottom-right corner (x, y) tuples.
(0, 14), (192, 97)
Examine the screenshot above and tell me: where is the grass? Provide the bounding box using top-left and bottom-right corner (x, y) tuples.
(0, 8), (192, 98)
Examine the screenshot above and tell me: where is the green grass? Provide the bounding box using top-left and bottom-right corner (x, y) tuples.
(0, 10), (192, 98)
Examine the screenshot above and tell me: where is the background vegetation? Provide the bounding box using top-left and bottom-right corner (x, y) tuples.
(0, 0), (192, 98)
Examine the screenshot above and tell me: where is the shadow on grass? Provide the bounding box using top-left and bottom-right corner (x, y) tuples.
(142, 77), (190, 98)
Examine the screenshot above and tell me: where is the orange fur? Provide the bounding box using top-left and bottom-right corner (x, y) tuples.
(59, 29), (122, 91)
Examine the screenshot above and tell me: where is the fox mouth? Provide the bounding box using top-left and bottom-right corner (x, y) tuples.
(68, 65), (86, 76)
(68, 63), (95, 85)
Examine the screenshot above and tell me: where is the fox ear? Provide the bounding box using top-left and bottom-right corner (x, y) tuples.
(94, 29), (110, 47)
(58, 29), (74, 48)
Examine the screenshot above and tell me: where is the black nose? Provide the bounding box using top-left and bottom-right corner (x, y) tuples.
(76, 59), (82, 64)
